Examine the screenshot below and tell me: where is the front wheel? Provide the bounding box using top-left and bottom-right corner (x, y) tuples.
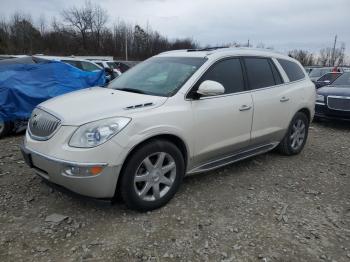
(278, 112), (309, 155)
(120, 139), (185, 211)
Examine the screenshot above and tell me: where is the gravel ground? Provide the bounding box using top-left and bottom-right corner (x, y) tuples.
(0, 121), (350, 262)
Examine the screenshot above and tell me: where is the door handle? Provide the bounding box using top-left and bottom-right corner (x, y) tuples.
(239, 105), (252, 111)
(280, 96), (290, 102)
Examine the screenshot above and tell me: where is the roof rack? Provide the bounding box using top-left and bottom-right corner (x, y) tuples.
(187, 46), (229, 52)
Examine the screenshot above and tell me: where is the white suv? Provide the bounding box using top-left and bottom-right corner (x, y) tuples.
(21, 48), (315, 211)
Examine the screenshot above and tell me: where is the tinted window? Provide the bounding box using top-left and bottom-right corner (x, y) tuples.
(244, 58), (276, 89)
(278, 59), (305, 81)
(199, 58), (245, 94)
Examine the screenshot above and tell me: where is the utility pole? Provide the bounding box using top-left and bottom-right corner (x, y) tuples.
(125, 30), (128, 61)
(331, 35), (337, 66)
(247, 39), (250, 47)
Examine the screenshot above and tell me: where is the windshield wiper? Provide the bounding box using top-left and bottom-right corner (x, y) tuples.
(117, 88), (147, 94)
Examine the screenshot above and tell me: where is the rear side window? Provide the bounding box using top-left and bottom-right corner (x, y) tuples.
(244, 58), (276, 89)
(199, 58), (245, 94)
(277, 59), (305, 81)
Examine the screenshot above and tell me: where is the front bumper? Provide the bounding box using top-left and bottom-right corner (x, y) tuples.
(21, 144), (121, 198)
(315, 104), (350, 121)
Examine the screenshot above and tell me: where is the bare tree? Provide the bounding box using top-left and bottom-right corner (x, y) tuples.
(288, 49), (315, 66)
(62, 1), (94, 50)
(92, 4), (108, 51)
(318, 43), (346, 66)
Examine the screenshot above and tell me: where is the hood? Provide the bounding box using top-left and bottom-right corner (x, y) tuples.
(317, 85), (350, 96)
(39, 87), (167, 125)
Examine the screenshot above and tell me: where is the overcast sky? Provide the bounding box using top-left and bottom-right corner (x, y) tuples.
(0, 0), (349, 55)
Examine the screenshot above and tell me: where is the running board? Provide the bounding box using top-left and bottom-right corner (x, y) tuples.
(187, 143), (279, 175)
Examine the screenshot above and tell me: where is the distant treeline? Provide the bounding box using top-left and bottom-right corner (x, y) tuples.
(0, 2), (198, 60)
(0, 1), (347, 65)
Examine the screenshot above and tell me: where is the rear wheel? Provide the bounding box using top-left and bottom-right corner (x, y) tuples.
(120, 139), (185, 211)
(278, 112), (309, 155)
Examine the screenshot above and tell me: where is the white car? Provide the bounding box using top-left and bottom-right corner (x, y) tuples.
(21, 48), (315, 211)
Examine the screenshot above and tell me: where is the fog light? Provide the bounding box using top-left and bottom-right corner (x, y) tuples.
(64, 165), (104, 177)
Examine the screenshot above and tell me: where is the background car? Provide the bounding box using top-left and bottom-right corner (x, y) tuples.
(93, 60), (122, 76)
(309, 67), (337, 82)
(314, 72), (342, 88)
(34, 56), (103, 72)
(315, 72), (350, 121)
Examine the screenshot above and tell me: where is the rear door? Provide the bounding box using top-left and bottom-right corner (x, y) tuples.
(243, 57), (292, 145)
(190, 58), (253, 167)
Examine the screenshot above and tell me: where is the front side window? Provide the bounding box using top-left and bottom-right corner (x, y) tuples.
(109, 57), (206, 97)
(196, 58), (245, 94)
(277, 59), (305, 81)
(244, 57), (277, 89)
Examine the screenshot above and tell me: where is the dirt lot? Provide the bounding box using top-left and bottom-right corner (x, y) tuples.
(0, 121), (349, 262)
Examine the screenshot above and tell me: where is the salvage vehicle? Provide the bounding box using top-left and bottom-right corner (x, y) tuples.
(314, 72), (342, 89)
(315, 72), (350, 121)
(21, 48), (315, 211)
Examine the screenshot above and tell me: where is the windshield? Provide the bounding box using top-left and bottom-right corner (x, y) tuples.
(331, 72), (350, 86)
(309, 68), (331, 77)
(317, 72), (342, 82)
(108, 57), (207, 96)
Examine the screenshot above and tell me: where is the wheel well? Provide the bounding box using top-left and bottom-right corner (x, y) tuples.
(114, 134), (188, 198)
(298, 108), (311, 123)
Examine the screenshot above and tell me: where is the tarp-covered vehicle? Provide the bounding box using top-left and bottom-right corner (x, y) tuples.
(0, 57), (105, 138)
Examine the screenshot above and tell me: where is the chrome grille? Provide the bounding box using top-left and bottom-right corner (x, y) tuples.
(327, 96), (350, 111)
(28, 108), (61, 140)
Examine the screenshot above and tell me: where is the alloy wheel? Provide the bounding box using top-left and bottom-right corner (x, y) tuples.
(290, 119), (306, 150)
(134, 152), (177, 201)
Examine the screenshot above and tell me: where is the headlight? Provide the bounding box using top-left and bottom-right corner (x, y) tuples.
(316, 94), (325, 104)
(69, 117), (131, 148)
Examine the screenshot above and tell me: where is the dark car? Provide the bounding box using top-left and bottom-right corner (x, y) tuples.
(314, 72), (342, 89)
(315, 72), (350, 121)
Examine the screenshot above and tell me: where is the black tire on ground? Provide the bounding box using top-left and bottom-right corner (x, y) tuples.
(0, 120), (13, 139)
(278, 112), (309, 156)
(119, 139), (185, 212)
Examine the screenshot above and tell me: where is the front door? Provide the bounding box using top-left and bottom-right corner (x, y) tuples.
(190, 58), (253, 167)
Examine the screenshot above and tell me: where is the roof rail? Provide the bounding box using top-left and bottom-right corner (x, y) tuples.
(187, 46), (229, 52)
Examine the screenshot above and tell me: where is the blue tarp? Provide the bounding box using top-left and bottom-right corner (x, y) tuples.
(0, 60), (105, 122)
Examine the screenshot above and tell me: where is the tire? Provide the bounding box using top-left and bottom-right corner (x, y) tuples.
(0, 119), (12, 139)
(120, 139), (185, 212)
(278, 112), (309, 156)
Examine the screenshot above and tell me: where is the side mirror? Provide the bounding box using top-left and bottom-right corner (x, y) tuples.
(197, 80), (225, 97)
